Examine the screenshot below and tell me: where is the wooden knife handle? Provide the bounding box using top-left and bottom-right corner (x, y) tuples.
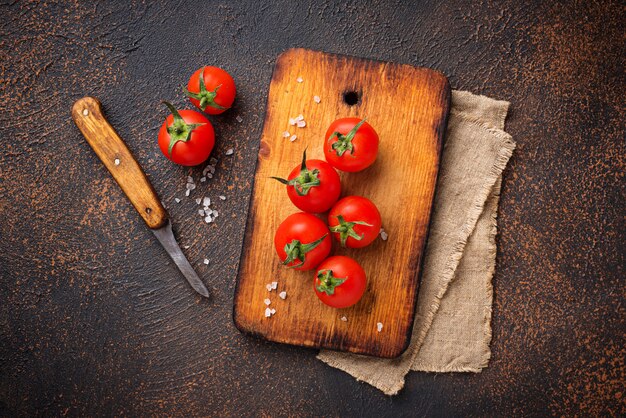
(72, 96), (168, 229)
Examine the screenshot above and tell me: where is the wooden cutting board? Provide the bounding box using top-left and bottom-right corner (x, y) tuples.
(233, 49), (450, 358)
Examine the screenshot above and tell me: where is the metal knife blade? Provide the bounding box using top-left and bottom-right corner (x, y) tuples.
(152, 220), (210, 298)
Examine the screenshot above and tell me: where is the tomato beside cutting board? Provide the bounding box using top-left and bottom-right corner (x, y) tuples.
(328, 196), (382, 248)
(272, 149), (341, 213)
(324, 117), (379, 172)
(274, 212), (332, 271)
(185, 66), (236, 115)
(314, 256), (367, 308)
(157, 102), (215, 166)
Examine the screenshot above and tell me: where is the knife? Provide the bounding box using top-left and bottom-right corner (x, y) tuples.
(71, 96), (210, 298)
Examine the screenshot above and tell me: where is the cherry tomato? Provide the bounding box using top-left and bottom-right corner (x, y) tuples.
(272, 149), (341, 213)
(328, 196), (382, 248)
(184, 66), (236, 115)
(314, 256), (367, 308)
(158, 102), (215, 166)
(324, 117), (379, 172)
(274, 212), (332, 271)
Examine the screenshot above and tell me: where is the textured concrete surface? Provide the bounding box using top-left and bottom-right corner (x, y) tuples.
(0, 0), (623, 416)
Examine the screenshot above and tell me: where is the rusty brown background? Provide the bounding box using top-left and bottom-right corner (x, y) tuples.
(1, 0), (624, 416)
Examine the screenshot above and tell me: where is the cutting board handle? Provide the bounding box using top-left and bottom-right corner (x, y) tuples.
(72, 96), (168, 229)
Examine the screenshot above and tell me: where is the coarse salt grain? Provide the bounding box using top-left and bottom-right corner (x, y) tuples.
(279, 291), (287, 300)
(296, 76), (303, 83)
(289, 118), (297, 126)
(185, 189), (191, 197)
(183, 245), (190, 249)
(195, 198), (201, 204)
(271, 281), (278, 290)
(187, 176), (194, 183)
(296, 120), (306, 128)
(380, 229), (389, 241)
(264, 307), (272, 318)
(198, 209), (205, 216)
(264, 298), (271, 306)
(203, 258), (210, 265)
(314, 95), (321, 103)
(174, 198), (181, 203)
(114, 158), (120, 166)
(340, 316), (348, 322)
(296, 114), (304, 121)
(219, 195), (226, 201)
(270, 308), (276, 314)
(212, 210), (219, 217)
(186, 183), (196, 191)
(225, 148), (234, 155)
(266, 284), (273, 292)
(377, 322), (383, 332)
(200, 177), (206, 182)
(203, 197), (211, 207)
(207, 173), (213, 179)
(282, 131), (290, 138)
(236, 115), (243, 123)
(82, 108), (89, 116)
(204, 216), (213, 223)
(289, 134), (297, 142)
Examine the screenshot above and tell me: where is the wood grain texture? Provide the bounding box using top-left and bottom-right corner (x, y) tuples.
(234, 49), (450, 358)
(71, 97), (168, 229)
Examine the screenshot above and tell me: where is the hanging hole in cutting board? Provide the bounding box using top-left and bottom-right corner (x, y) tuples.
(343, 90), (360, 106)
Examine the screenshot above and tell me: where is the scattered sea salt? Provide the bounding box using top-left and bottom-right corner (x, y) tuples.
(264, 298), (271, 306)
(198, 209), (205, 216)
(203, 258), (210, 265)
(219, 195), (226, 201)
(207, 173), (213, 179)
(225, 148), (234, 156)
(204, 216), (213, 223)
(313, 95), (321, 104)
(279, 291), (287, 300)
(340, 316), (348, 322)
(380, 229), (389, 241)
(289, 118), (297, 126)
(270, 308), (276, 314)
(195, 198), (201, 204)
(203, 197), (211, 207)
(174, 198), (181, 203)
(271, 281), (278, 290)
(282, 131), (290, 138)
(266, 284), (273, 292)
(289, 134), (297, 142)
(200, 177), (206, 182)
(377, 322), (383, 332)
(186, 183), (196, 191)
(236, 115), (243, 123)
(296, 120), (306, 128)
(212, 210), (219, 217)
(114, 158), (120, 166)
(296, 76), (303, 83)
(185, 189), (191, 197)
(265, 307), (272, 318)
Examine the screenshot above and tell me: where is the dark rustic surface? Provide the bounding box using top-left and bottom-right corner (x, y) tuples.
(0, 0), (623, 416)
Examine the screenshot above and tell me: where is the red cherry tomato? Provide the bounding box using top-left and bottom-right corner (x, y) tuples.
(158, 102), (215, 166)
(274, 212), (332, 271)
(272, 149), (341, 213)
(324, 117), (379, 172)
(184, 66), (236, 115)
(328, 196), (382, 248)
(314, 256), (367, 308)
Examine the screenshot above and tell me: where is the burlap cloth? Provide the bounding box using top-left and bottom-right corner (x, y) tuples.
(317, 90), (516, 395)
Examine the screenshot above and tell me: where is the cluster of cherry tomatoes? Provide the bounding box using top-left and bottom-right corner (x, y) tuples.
(157, 66), (236, 166)
(273, 118), (381, 308)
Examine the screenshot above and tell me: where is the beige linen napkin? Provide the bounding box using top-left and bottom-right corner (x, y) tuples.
(317, 90), (516, 395)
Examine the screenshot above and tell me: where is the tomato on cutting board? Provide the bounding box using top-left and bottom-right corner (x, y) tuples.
(271, 149), (341, 213)
(314, 256), (367, 308)
(328, 196), (382, 248)
(158, 102), (215, 166)
(274, 212), (332, 271)
(324, 117), (379, 172)
(184, 66), (236, 114)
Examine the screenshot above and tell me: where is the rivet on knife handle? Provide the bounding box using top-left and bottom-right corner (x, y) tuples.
(71, 96), (168, 229)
